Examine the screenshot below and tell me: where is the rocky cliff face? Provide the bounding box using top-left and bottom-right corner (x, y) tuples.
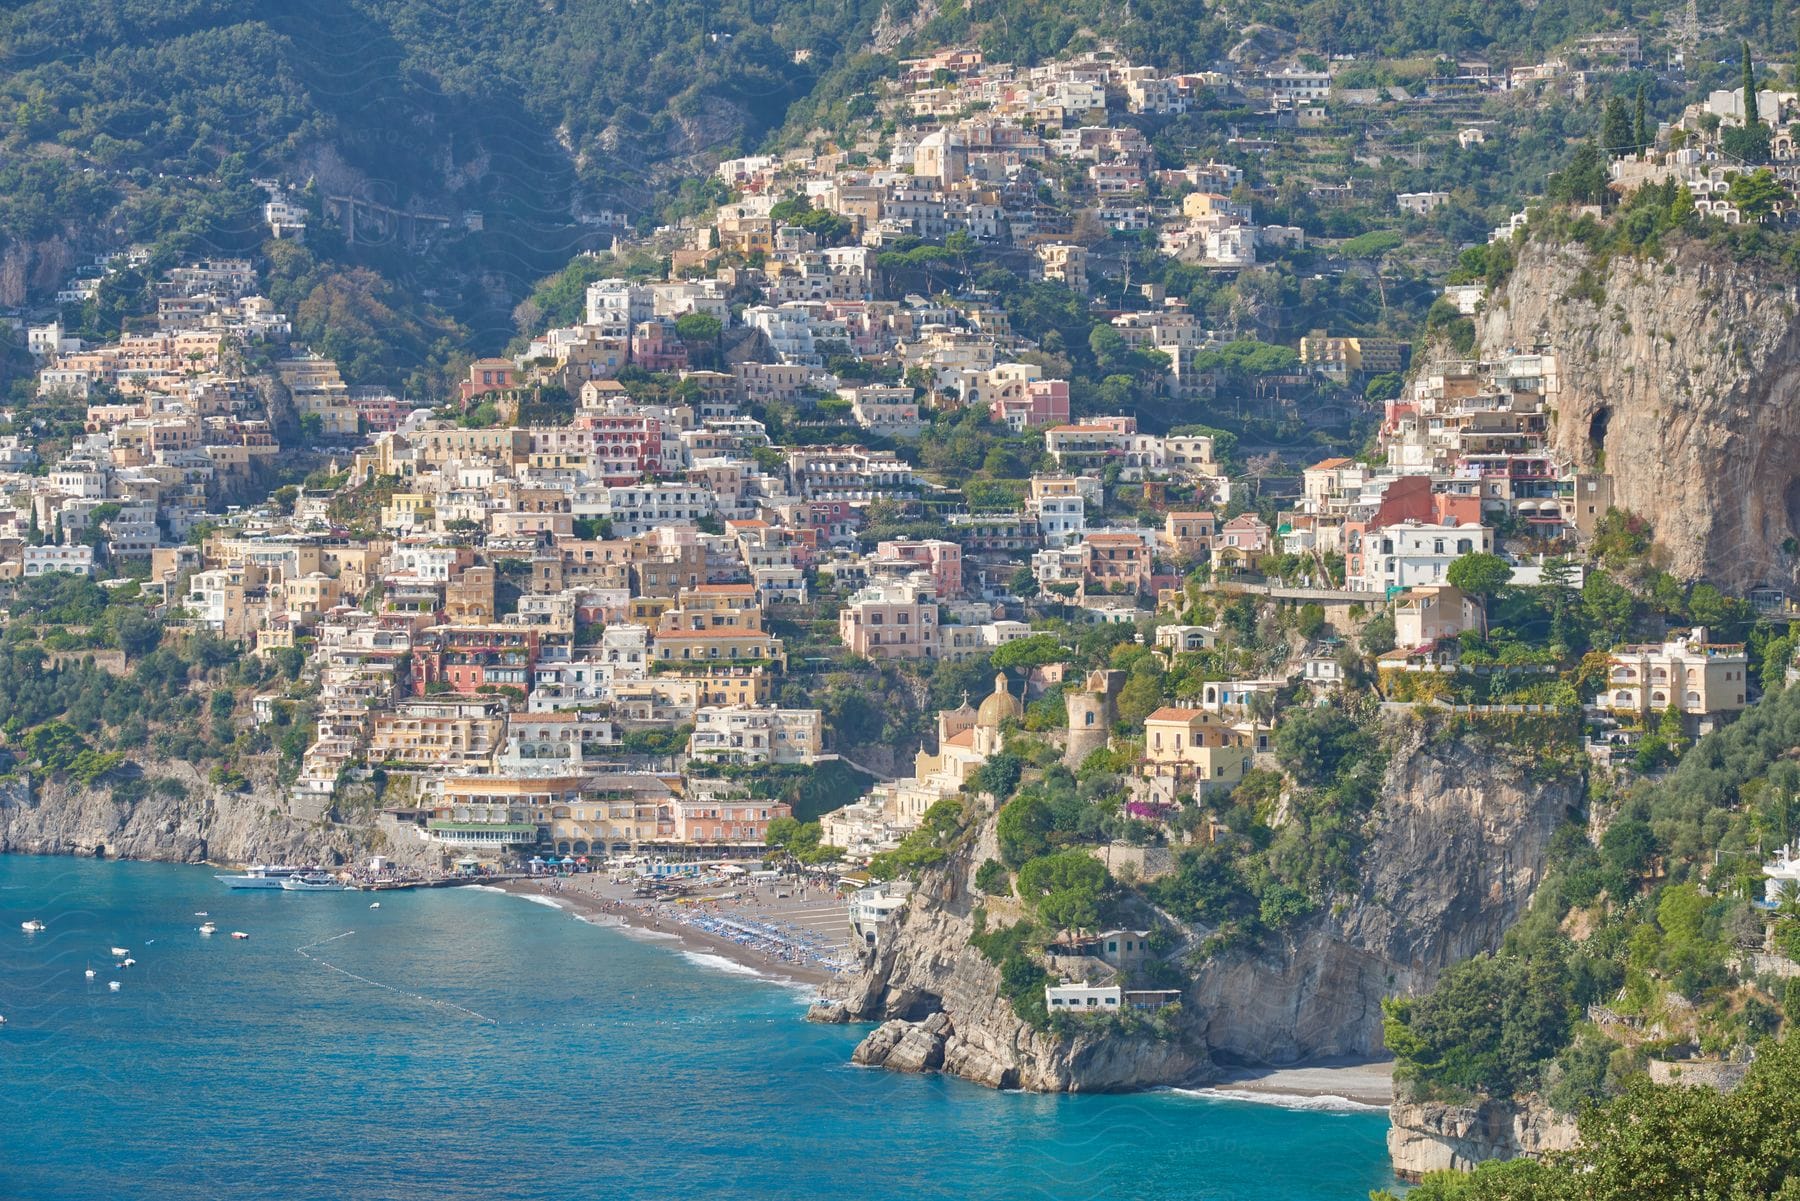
(0, 759), (411, 869)
(1482, 236), (1800, 592)
(827, 717), (1579, 1093)
(1387, 1093), (1579, 1179)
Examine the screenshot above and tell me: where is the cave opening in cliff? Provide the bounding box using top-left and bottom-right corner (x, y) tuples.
(1588, 406), (1611, 459)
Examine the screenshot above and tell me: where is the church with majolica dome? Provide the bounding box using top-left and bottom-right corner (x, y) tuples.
(821, 673), (1021, 856)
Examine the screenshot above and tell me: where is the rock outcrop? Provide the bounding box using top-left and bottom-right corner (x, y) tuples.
(1387, 1093), (1579, 1179)
(1481, 236), (1800, 592)
(830, 716), (1579, 1094)
(0, 760), (414, 869)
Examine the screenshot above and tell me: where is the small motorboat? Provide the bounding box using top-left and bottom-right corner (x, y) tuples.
(369, 902), (381, 909)
(85, 968), (96, 979)
(121, 958), (136, 968)
(20, 920), (45, 932)
(0, 1014), (7, 1025)
(230, 931), (249, 940)
(108, 981), (121, 992)
(199, 923), (217, 936)
(193, 912), (209, 917)
(109, 947), (129, 957)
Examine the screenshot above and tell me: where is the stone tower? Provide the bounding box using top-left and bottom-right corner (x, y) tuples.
(1064, 669), (1124, 768)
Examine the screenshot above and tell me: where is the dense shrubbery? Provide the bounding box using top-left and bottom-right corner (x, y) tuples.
(1375, 1034), (1800, 1201)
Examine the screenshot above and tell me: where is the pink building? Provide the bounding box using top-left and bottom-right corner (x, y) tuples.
(990, 378), (1070, 432)
(875, 538), (964, 598)
(630, 322), (689, 373)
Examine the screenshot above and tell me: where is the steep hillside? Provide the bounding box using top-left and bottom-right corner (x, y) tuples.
(824, 715), (1580, 1092)
(1479, 234), (1800, 593)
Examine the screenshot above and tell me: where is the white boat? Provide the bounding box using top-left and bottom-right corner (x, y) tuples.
(368, 902), (380, 909)
(109, 947), (129, 957)
(280, 873), (347, 892)
(193, 911), (209, 917)
(121, 958), (136, 968)
(213, 865), (309, 890)
(230, 931), (249, 940)
(84, 968), (96, 979)
(199, 923), (216, 935)
(108, 981), (120, 992)
(20, 920), (44, 932)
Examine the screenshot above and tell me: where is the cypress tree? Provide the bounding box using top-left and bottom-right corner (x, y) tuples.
(1633, 82), (1649, 154)
(1744, 41), (1759, 127)
(1601, 96), (1632, 157)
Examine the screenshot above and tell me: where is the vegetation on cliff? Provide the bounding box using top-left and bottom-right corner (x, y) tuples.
(1375, 1032), (1800, 1201)
(0, 574), (309, 800)
(1385, 680), (1800, 1113)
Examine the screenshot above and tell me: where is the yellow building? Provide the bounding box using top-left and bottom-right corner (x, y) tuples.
(1603, 627), (1748, 732)
(1142, 707), (1251, 795)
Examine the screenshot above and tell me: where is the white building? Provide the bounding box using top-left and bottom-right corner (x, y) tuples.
(22, 544), (96, 578)
(1352, 521), (1492, 593)
(1045, 983), (1122, 1012)
(689, 705), (823, 766)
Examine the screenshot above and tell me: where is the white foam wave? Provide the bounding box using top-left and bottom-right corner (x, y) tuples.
(517, 894), (566, 911)
(678, 949), (773, 979)
(1168, 1086), (1388, 1114)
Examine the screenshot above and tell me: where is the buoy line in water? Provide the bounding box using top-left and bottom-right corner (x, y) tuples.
(295, 930), (496, 1024)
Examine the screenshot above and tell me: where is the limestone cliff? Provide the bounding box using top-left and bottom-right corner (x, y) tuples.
(1387, 1093), (1579, 1179)
(0, 759), (415, 869)
(827, 716), (1580, 1094)
(1481, 235), (1800, 592)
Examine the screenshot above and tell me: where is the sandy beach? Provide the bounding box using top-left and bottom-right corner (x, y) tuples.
(497, 874), (855, 990)
(1208, 1058), (1394, 1107)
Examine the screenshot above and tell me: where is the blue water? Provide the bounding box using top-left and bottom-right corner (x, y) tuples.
(0, 855), (1393, 1200)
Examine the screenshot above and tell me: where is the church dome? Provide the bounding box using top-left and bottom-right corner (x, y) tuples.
(976, 672), (1022, 728)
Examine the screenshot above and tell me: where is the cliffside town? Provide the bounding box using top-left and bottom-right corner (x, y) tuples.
(11, 23), (1800, 1194)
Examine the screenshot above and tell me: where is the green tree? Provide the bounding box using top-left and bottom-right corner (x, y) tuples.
(673, 312), (722, 345)
(1633, 82), (1649, 154)
(1600, 96), (1633, 157)
(1274, 707), (1368, 788)
(1015, 850), (1109, 933)
(1726, 167), (1786, 221)
(1447, 551), (1513, 640)
(1582, 570), (1636, 648)
(1743, 41), (1758, 130)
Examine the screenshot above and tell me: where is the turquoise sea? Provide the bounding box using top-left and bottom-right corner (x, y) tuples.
(0, 855), (1393, 1200)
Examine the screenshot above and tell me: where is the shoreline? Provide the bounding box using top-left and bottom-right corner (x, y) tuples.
(494, 876), (845, 991)
(1202, 1059), (1394, 1108)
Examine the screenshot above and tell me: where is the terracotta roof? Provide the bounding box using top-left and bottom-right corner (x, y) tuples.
(1146, 706), (1209, 721)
